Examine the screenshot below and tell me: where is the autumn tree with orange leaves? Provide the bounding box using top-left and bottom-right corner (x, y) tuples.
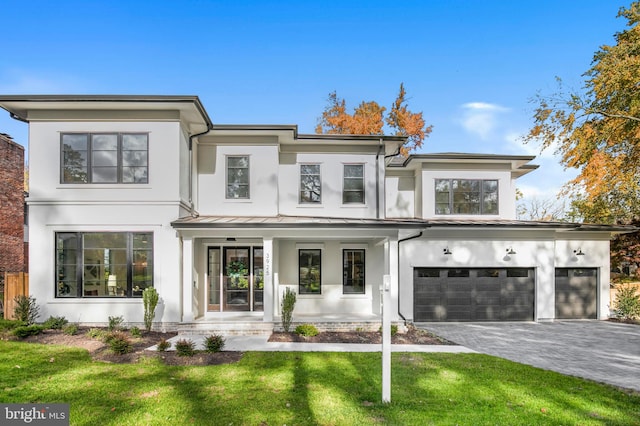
(524, 2), (640, 224)
(316, 84), (432, 157)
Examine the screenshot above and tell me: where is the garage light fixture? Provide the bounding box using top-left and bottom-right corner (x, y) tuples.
(573, 248), (585, 256)
(506, 247), (516, 255)
(443, 247), (452, 255)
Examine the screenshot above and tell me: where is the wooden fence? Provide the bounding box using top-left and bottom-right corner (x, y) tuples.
(3, 272), (29, 320)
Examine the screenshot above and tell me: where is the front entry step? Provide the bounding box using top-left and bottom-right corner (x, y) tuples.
(177, 321), (274, 336)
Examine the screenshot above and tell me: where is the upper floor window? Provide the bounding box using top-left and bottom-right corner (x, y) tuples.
(300, 164), (321, 203)
(61, 133), (148, 184)
(343, 164), (364, 204)
(435, 179), (498, 215)
(226, 156), (250, 199)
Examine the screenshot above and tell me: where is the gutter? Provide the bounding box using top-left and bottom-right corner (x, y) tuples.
(9, 112), (28, 123)
(397, 230), (424, 324)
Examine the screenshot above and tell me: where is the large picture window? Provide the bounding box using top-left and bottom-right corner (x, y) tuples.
(61, 133), (148, 184)
(299, 249), (321, 294)
(435, 179), (498, 215)
(300, 164), (321, 203)
(55, 232), (153, 298)
(226, 156), (250, 199)
(343, 164), (365, 204)
(343, 249), (365, 294)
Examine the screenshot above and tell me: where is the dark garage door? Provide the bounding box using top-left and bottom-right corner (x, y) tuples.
(414, 268), (535, 321)
(555, 268), (597, 319)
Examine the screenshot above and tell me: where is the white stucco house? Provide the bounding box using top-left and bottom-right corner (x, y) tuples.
(0, 95), (629, 332)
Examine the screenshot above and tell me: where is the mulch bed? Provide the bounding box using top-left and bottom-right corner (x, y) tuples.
(268, 326), (454, 345)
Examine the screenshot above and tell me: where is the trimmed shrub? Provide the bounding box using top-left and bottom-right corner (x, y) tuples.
(175, 339), (196, 357)
(613, 284), (640, 321)
(63, 324), (79, 336)
(0, 319), (25, 331)
(12, 325), (45, 338)
(295, 323), (319, 337)
(13, 295), (39, 325)
(108, 315), (124, 332)
(105, 331), (132, 354)
(281, 288), (297, 332)
(204, 334), (226, 353)
(130, 326), (142, 337)
(43, 316), (68, 330)
(156, 338), (171, 352)
(142, 287), (159, 332)
(86, 328), (106, 340)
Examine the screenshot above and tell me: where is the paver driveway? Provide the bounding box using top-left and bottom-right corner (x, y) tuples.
(420, 321), (640, 392)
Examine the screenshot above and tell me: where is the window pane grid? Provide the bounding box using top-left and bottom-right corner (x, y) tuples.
(61, 133), (148, 184)
(435, 179), (498, 215)
(227, 156), (250, 199)
(343, 164), (365, 204)
(299, 249), (321, 294)
(55, 232), (153, 298)
(300, 164), (321, 203)
(343, 249), (365, 294)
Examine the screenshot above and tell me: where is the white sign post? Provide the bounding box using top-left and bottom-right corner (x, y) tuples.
(381, 274), (391, 403)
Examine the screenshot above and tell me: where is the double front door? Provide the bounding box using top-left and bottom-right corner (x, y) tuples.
(208, 247), (264, 312)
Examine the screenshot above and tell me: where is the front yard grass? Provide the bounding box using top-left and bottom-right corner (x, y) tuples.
(1, 341), (638, 425)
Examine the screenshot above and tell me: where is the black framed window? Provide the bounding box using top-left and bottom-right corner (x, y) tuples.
(61, 133), (148, 184)
(300, 164), (321, 203)
(435, 179), (498, 215)
(343, 249), (365, 294)
(343, 164), (365, 204)
(299, 249), (321, 294)
(226, 156), (250, 199)
(55, 232), (153, 298)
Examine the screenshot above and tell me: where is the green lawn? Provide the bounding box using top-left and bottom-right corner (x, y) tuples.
(0, 341), (638, 425)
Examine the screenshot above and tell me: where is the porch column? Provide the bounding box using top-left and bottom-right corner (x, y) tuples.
(182, 236), (195, 322)
(384, 237), (399, 321)
(263, 237), (274, 322)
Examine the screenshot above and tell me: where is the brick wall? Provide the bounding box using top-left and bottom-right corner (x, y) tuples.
(0, 133), (25, 277)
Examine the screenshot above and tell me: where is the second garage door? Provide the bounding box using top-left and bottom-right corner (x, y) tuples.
(555, 268), (597, 319)
(414, 268), (535, 322)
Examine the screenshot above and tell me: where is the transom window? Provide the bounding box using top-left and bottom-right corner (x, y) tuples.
(435, 179), (498, 215)
(55, 232), (153, 298)
(343, 249), (365, 294)
(61, 133), (148, 184)
(300, 164), (321, 203)
(299, 249), (321, 294)
(226, 156), (250, 199)
(343, 164), (365, 204)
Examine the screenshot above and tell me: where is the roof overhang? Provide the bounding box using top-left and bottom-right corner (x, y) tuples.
(0, 94), (213, 134)
(390, 152), (539, 177)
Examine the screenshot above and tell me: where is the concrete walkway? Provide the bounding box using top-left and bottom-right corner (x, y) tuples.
(153, 334), (476, 353)
(420, 321), (640, 392)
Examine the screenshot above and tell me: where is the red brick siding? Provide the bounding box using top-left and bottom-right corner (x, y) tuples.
(0, 133), (25, 275)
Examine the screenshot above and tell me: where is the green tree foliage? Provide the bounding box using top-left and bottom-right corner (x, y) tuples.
(524, 3), (640, 224)
(316, 83), (433, 156)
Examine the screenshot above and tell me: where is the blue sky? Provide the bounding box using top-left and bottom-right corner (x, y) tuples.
(0, 0), (628, 201)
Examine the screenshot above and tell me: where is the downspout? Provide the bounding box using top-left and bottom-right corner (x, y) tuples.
(397, 230), (424, 323)
(188, 126), (211, 217)
(376, 138), (384, 219)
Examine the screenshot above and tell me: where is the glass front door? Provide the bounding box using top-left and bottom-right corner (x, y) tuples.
(207, 246), (265, 312)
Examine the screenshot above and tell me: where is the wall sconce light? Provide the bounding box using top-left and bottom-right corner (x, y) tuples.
(506, 247), (516, 255)
(574, 248), (585, 256)
(443, 247), (452, 255)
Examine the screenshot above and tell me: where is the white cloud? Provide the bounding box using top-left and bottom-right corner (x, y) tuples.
(459, 102), (509, 140)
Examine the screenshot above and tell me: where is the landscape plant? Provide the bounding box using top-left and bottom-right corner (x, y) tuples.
(156, 338), (171, 352)
(13, 295), (39, 325)
(108, 315), (124, 331)
(86, 328), (105, 340)
(612, 284), (640, 321)
(130, 326), (142, 337)
(281, 287), (296, 332)
(142, 287), (159, 332)
(12, 324), (45, 338)
(62, 324), (78, 335)
(204, 334), (226, 353)
(43, 315), (68, 330)
(294, 323), (318, 337)
(105, 331), (132, 354)
(175, 338), (195, 357)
